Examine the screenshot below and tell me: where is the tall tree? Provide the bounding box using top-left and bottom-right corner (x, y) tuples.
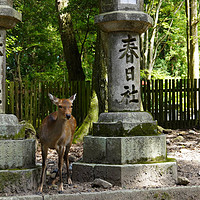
(187, 0), (199, 79)
(55, 0), (85, 81)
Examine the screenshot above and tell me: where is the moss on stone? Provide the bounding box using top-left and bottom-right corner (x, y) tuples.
(126, 123), (159, 136)
(0, 121), (36, 140)
(131, 157), (176, 165)
(74, 90), (99, 143)
(17, 121), (37, 139)
(92, 121), (160, 137)
(0, 171), (21, 191)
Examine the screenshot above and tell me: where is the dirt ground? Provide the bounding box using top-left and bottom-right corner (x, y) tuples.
(2, 129), (200, 197)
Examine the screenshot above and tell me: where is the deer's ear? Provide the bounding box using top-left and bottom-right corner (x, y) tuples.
(48, 93), (59, 105)
(69, 94), (76, 103)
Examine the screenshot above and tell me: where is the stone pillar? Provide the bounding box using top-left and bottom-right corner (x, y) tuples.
(73, 0), (177, 188)
(0, 1), (41, 194)
(0, 29), (6, 113)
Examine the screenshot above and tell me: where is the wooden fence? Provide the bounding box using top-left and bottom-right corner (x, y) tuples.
(141, 79), (200, 129)
(5, 79), (200, 130)
(5, 80), (91, 130)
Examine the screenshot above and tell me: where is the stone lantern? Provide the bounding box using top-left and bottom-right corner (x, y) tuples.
(0, 1), (41, 193)
(73, 0), (177, 188)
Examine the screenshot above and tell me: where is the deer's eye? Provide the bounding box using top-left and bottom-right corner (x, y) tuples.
(58, 105), (62, 109)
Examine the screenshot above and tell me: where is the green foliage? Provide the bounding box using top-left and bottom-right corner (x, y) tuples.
(7, 0), (65, 82)
(7, 0), (197, 82)
(66, 0), (98, 80)
(143, 0), (189, 79)
(158, 1), (187, 78)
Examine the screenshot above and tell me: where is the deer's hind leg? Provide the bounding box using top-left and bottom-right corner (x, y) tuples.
(64, 143), (72, 185)
(38, 145), (48, 193)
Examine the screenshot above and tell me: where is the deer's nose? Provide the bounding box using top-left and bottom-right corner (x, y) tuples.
(66, 114), (71, 120)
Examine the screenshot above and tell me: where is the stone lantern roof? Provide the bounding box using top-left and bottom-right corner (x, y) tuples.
(0, 0), (22, 29)
(96, 0), (152, 33)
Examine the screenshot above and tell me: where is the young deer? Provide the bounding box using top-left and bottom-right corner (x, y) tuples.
(38, 93), (77, 193)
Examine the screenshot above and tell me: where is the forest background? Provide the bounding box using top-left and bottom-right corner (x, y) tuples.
(8, 0), (200, 83)
(5, 0), (199, 140)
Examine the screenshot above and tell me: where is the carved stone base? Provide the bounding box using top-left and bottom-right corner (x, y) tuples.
(0, 166), (41, 193)
(72, 162), (177, 188)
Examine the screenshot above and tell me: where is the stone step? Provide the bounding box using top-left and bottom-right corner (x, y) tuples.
(83, 135), (166, 164)
(72, 161), (177, 188)
(0, 139), (36, 169)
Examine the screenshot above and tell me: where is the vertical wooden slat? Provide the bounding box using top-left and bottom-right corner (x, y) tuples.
(191, 79), (194, 125)
(147, 80), (151, 113)
(194, 79), (197, 127)
(142, 80), (146, 111)
(10, 82), (15, 114)
(159, 80), (163, 126)
(19, 83), (23, 120)
(164, 79), (168, 128)
(154, 80), (158, 121)
(30, 83), (33, 124)
(176, 79), (179, 128)
(179, 79), (183, 128)
(198, 79), (200, 127)
(15, 82), (19, 119)
(187, 79), (190, 127)
(24, 80), (29, 121)
(168, 80), (172, 127)
(5, 81), (8, 113)
(183, 79), (187, 128)
(37, 81), (42, 129)
(172, 80), (175, 129)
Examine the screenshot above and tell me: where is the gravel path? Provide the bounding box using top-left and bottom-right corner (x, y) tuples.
(2, 129), (200, 197)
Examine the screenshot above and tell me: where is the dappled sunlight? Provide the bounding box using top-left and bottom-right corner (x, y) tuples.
(167, 129), (200, 186)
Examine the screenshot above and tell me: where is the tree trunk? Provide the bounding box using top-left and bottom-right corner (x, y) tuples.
(73, 29), (108, 142)
(55, 0), (85, 81)
(188, 0), (199, 79)
(147, 0), (163, 80)
(93, 29), (108, 114)
(185, 0), (190, 74)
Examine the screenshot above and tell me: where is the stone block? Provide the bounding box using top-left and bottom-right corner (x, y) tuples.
(0, 114), (22, 138)
(0, 165), (41, 193)
(0, 0), (13, 7)
(98, 112), (154, 123)
(72, 163), (95, 183)
(83, 136), (166, 164)
(100, 0), (144, 13)
(96, 112), (157, 134)
(83, 136), (106, 163)
(72, 162), (177, 188)
(0, 139), (36, 169)
(119, 136), (166, 163)
(93, 121), (124, 136)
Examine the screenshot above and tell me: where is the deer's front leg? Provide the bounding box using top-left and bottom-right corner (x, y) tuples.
(58, 146), (65, 193)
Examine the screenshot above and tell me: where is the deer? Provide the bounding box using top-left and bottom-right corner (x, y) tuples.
(37, 93), (77, 193)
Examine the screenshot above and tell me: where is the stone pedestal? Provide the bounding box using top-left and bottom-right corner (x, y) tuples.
(0, 139), (41, 193)
(72, 135), (177, 188)
(93, 112), (157, 136)
(0, 114), (22, 138)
